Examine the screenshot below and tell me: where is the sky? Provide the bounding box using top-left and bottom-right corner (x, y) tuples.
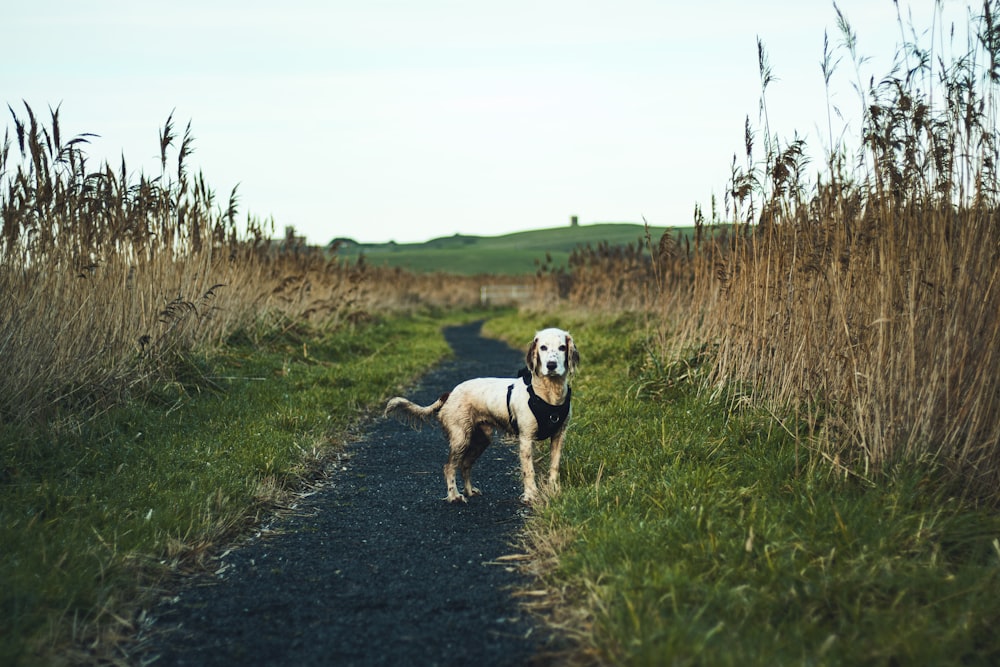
(3, 1), (976, 244)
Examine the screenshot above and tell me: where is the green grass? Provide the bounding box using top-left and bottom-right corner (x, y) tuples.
(334, 223), (681, 275)
(10, 307), (997, 665)
(484, 312), (1000, 666)
(0, 312), (473, 665)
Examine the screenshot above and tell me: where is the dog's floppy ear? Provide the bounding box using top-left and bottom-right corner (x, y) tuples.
(525, 336), (539, 373)
(566, 333), (580, 375)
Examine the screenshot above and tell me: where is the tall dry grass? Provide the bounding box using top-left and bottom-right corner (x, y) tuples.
(532, 211), (728, 316)
(680, 3), (1000, 495)
(0, 106), (482, 426)
(539, 3), (1000, 498)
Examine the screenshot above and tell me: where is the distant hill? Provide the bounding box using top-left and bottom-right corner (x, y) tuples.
(330, 223), (683, 276)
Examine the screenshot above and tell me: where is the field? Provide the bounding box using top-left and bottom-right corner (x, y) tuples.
(333, 223), (679, 275)
(3, 3), (1000, 665)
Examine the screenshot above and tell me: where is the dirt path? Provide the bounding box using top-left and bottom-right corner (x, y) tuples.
(139, 321), (551, 666)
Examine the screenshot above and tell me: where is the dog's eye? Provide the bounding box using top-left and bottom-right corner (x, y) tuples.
(539, 345), (547, 351)
(559, 345), (567, 351)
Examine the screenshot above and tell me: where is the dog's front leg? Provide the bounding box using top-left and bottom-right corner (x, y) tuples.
(518, 434), (539, 504)
(547, 428), (566, 494)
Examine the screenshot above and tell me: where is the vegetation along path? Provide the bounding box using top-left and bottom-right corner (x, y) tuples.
(140, 322), (547, 666)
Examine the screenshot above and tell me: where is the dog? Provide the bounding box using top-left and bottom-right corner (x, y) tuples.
(385, 328), (579, 504)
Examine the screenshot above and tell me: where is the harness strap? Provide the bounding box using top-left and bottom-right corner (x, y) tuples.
(506, 382), (517, 434)
(508, 367), (571, 440)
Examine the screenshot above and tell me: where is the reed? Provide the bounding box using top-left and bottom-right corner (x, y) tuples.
(536, 3), (1000, 500)
(532, 212), (728, 318)
(659, 3), (1000, 498)
(0, 106), (483, 427)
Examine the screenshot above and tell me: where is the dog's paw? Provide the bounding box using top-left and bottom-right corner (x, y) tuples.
(444, 492), (467, 503)
(467, 486), (482, 497)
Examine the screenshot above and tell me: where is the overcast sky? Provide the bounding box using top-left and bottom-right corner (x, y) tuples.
(4, 1), (974, 244)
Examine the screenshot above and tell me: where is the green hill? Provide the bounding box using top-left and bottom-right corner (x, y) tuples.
(331, 223), (680, 276)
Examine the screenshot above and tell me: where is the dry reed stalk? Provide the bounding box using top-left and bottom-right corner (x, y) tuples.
(688, 4), (1000, 497)
(538, 4), (1000, 500)
(1, 106), (481, 426)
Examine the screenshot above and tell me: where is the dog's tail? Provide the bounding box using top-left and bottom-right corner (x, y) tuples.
(384, 392), (449, 429)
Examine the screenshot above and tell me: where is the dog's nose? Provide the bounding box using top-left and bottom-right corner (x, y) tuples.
(546, 360), (558, 371)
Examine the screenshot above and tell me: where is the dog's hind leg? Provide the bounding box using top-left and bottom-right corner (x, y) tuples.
(443, 423), (471, 503)
(460, 424), (492, 498)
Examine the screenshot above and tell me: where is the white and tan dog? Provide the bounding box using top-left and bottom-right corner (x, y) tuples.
(385, 328), (579, 504)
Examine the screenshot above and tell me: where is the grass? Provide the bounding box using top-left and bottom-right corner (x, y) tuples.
(334, 223), (681, 275)
(484, 311), (1000, 665)
(0, 312), (467, 665)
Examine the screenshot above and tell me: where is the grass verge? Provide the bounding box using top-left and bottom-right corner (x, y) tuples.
(484, 311), (1000, 666)
(0, 312), (475, 665)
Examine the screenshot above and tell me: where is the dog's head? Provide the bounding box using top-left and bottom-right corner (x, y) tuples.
(526, 328), (579, 379)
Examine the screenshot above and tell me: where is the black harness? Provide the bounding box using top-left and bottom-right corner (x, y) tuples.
(506, 368), (572, 440)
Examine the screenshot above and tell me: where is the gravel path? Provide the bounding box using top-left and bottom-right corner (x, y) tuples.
(139, 321), (549, 666)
